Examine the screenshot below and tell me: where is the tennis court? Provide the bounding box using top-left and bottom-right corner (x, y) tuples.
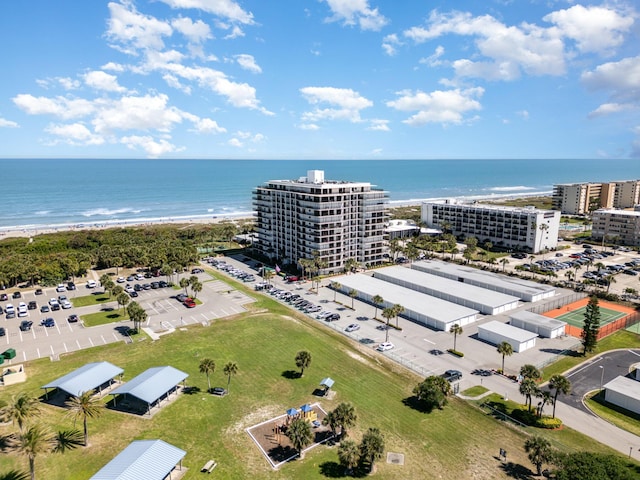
(543, 297), (637, 338)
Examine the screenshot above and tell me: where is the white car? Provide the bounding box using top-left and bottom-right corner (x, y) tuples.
(125, 285), (135, 294)
(56, 284), (66, 292)
(61, 300), (72, 309)
(376, 342), (394, 352)
(316, 311), (332, 319)
(345, 324), (360, 332)
(49, 298), (59, 307)
(117, 277), (125, 283)
(86, 280), (97, 288)
(17, 303), (28, 317)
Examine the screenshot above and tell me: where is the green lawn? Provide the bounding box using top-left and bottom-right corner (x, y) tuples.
(1, 288), (636, 479)
(81, 309), (129, 327)
(585, 392), (640, 438)
(71, 292), (112, 307)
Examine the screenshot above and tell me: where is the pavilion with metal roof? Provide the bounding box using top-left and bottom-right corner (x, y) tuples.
(90, 439), (186, 480)
(41, 361), (124, 398)
(109, 366), (188, 416)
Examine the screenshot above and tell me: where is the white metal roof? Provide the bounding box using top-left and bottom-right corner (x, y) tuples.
(412, 260), (555, 297)
(478, 320), (539, 342)
(509, 310), (566, 329)
(90, 439), (185, 480)
(110, 366), (188, 404)
(41, 361), (123, 396)
(604, 376), (640, 400)
(374, 266), (519, 308)
(336, 274), (478, 323)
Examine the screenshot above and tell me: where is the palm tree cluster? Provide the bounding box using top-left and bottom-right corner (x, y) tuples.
(0, 392), (87, 480)
(180, 275), (203, 299)
(517, 365), (571, 419)
(336, 427), (385, 476)
(198, 358), (238, 393)
(126, 301), (147, 333)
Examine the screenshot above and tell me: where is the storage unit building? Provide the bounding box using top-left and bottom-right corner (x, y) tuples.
(412, 260), (556, 302)
(604, 376), (640, 416)
(509, 310), (566, 338)
(335, 274), (478, 331)
(373, 266), (519, 315)
(477, 320), (538, 352)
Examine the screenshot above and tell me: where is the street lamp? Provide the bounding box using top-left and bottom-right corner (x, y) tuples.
(599, 365), (605, 391)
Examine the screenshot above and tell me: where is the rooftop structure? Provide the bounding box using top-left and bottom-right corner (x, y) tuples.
(373, 266), (519, 315)
(42, 361), (123, 397)
(421, 200), (560, 253)
(335, 273), (478, 331)
(253, 170), (388, 274)
(90, 439), (186, 480)
(412, 259), (556, 302)
(591, 209), (640, 247)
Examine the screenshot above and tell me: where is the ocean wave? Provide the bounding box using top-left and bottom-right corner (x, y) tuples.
(487, 186), (536, 192)
(81, 207), (141, 217)
(34, 210), (51, 215)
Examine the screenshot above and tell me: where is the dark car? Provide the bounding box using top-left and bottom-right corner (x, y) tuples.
(133, 284), (142, 291)
(158, 281), (168, 288)
(0, 293), (7, 301)
(28, 300), (37, 310)
(325, 313), (341, 322)
(40, 304), (50, 313)
(67, 281), (76, 290)
(429, 349), (444, 356)
(67, 314), (79, 323)
(41, 317), (55, 327)
(51, 303), (60, 311)
(443, 370), (462, 382)
(176, 293), (188, 302)
(19, 320), (33, 331)
(191, 268), (204, 274)
(35, 288), (43, 295)
(142, 283), (151, 290)
(0, 327), (5, 336)
(211, 387), (227, 396)
(150, 281), (160, 289)
(129, 291), (139, 298)
(12, 291), (21, 299)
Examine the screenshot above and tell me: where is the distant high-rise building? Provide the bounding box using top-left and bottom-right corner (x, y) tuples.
(552, 179), (640, 214)
(591, 209), (640, 247)
(253, 170), (388, 274)
(421, 200), (560, 253)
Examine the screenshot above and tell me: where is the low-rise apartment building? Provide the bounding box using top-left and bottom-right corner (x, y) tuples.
(253, 170), (388, 274)
(591, 209), (640, 247)
(421, 200), (560, 253)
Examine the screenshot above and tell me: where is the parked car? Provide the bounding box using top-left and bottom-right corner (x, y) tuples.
(41, 317), (55, 327)
(0, 327), (5, 336)
(117, 277), (125, 283)
(129, 291), (138, 298)
(56, 284), (66, 292)
(67, 281), (76, 290)
(345, 324), (360, 332)
(184, 298), (196, 308)
(325, 313), (340, 322)
(376, 342), (394, 352)
(0, 293), (7, 301)
(12, 291), (21, 299)
(443, 370), (462, 382)
(211, 387), (227, 396)
(19, 320), (33, 331)
(86, 280), (97, 288)
(67, 314), (79, 323)
(191, 268), (204, 274)
(35, 288), (43, 295)
(40, 305), (50, 313)
(61, 300), (72, 309)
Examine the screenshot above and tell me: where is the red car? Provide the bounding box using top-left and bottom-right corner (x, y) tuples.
(183, 298), (196, 308)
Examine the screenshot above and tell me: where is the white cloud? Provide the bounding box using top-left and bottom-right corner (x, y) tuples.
(193, 118), (226, 134)
(45, 123), (105, 145)
(582, 56), (640, 116)
(121, 134), (181, 158)
(300, 86), (373, 123)
(298, 123), (320, 130)
(162, 74), (192, 94)
(228, 137), (243, 147)
(382, 34), (401, 56)
(516, 110), (529, 120)
(323, 0), (388, 31)
(370, 148), (383, 156)
(83, 70), (127, 92)
(367, 119), (390, 131)
(105, 1), (173, 53)
(13, 94), (96, 120)
(92, 93), (184, 134)
(102, 62), (126, 72)
(419, 45), (445, 67)
(235, 54), (262, 74)
(158, 0), (254, 25)
(0, 117), (18, 128)
(171, 16), (212, 43)
(543, 5), (633, 55)
(386, 87), (484, 126)
(224, 25), (245, 39)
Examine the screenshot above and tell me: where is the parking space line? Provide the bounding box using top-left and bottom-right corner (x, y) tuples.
(101, 335), (107, 344)
(64, 342), (68, 352)
(89, 337), (94, 347)
(76, 339), (81, 349)
(36, 347), (41, 358)
(50, 345), (54, 355)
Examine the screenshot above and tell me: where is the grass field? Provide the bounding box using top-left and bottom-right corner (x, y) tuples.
(556, 305), (627, 328)
(0, 279), (634, 479)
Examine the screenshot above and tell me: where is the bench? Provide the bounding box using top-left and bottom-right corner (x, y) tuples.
(201, 460), (217, 473)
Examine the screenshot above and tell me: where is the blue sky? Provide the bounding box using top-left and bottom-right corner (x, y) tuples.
(0, 0), (638, 159)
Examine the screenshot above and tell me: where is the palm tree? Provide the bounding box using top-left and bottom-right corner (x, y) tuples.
(392, 304), (404, 328)
(126, 301), (147, 333)
(262, 268), (274, 285)
(604, 274), (616, 293)
(191, 281), (203, 299)
(348, 289), (357, 309)
(223, 361), (238, 391)
(500, 258), (509, 272)
(450, 323), (463, 351)
(519, 379), (539, 412)
(372, 294), (383, 320)
(65, 390), (104, 446)
(497, 341), (513, 374)
(536, 390), (553, 417)
(548, 374), (571, 419)
(337, 439), (359, 476)
(287, 417), (313, 458)
(295, 350), (312, 377)
(524, 435), (552, 476)
(321, 409), (340, 439)
(2, 393), (41, 431)
(199, 358), (216, 392)
(359, 427), (385, 473)
(116, 292), (130, 315)
(334, 402), (357, 439)
(330, 281), (341, 302)
(519, 364), (541, 381)
(381, 307), (394, 343)
(179, 277), (189, 295)
(0, 471), (29, 480)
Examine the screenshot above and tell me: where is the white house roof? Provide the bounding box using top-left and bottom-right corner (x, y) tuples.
(509, 310), (566, 329)
(42, 361), (123, 396)
(478, 320), (539, 342)
(90, 439), (185, 480)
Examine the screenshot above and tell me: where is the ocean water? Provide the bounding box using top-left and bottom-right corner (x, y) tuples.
(0, 159), (637, 231)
